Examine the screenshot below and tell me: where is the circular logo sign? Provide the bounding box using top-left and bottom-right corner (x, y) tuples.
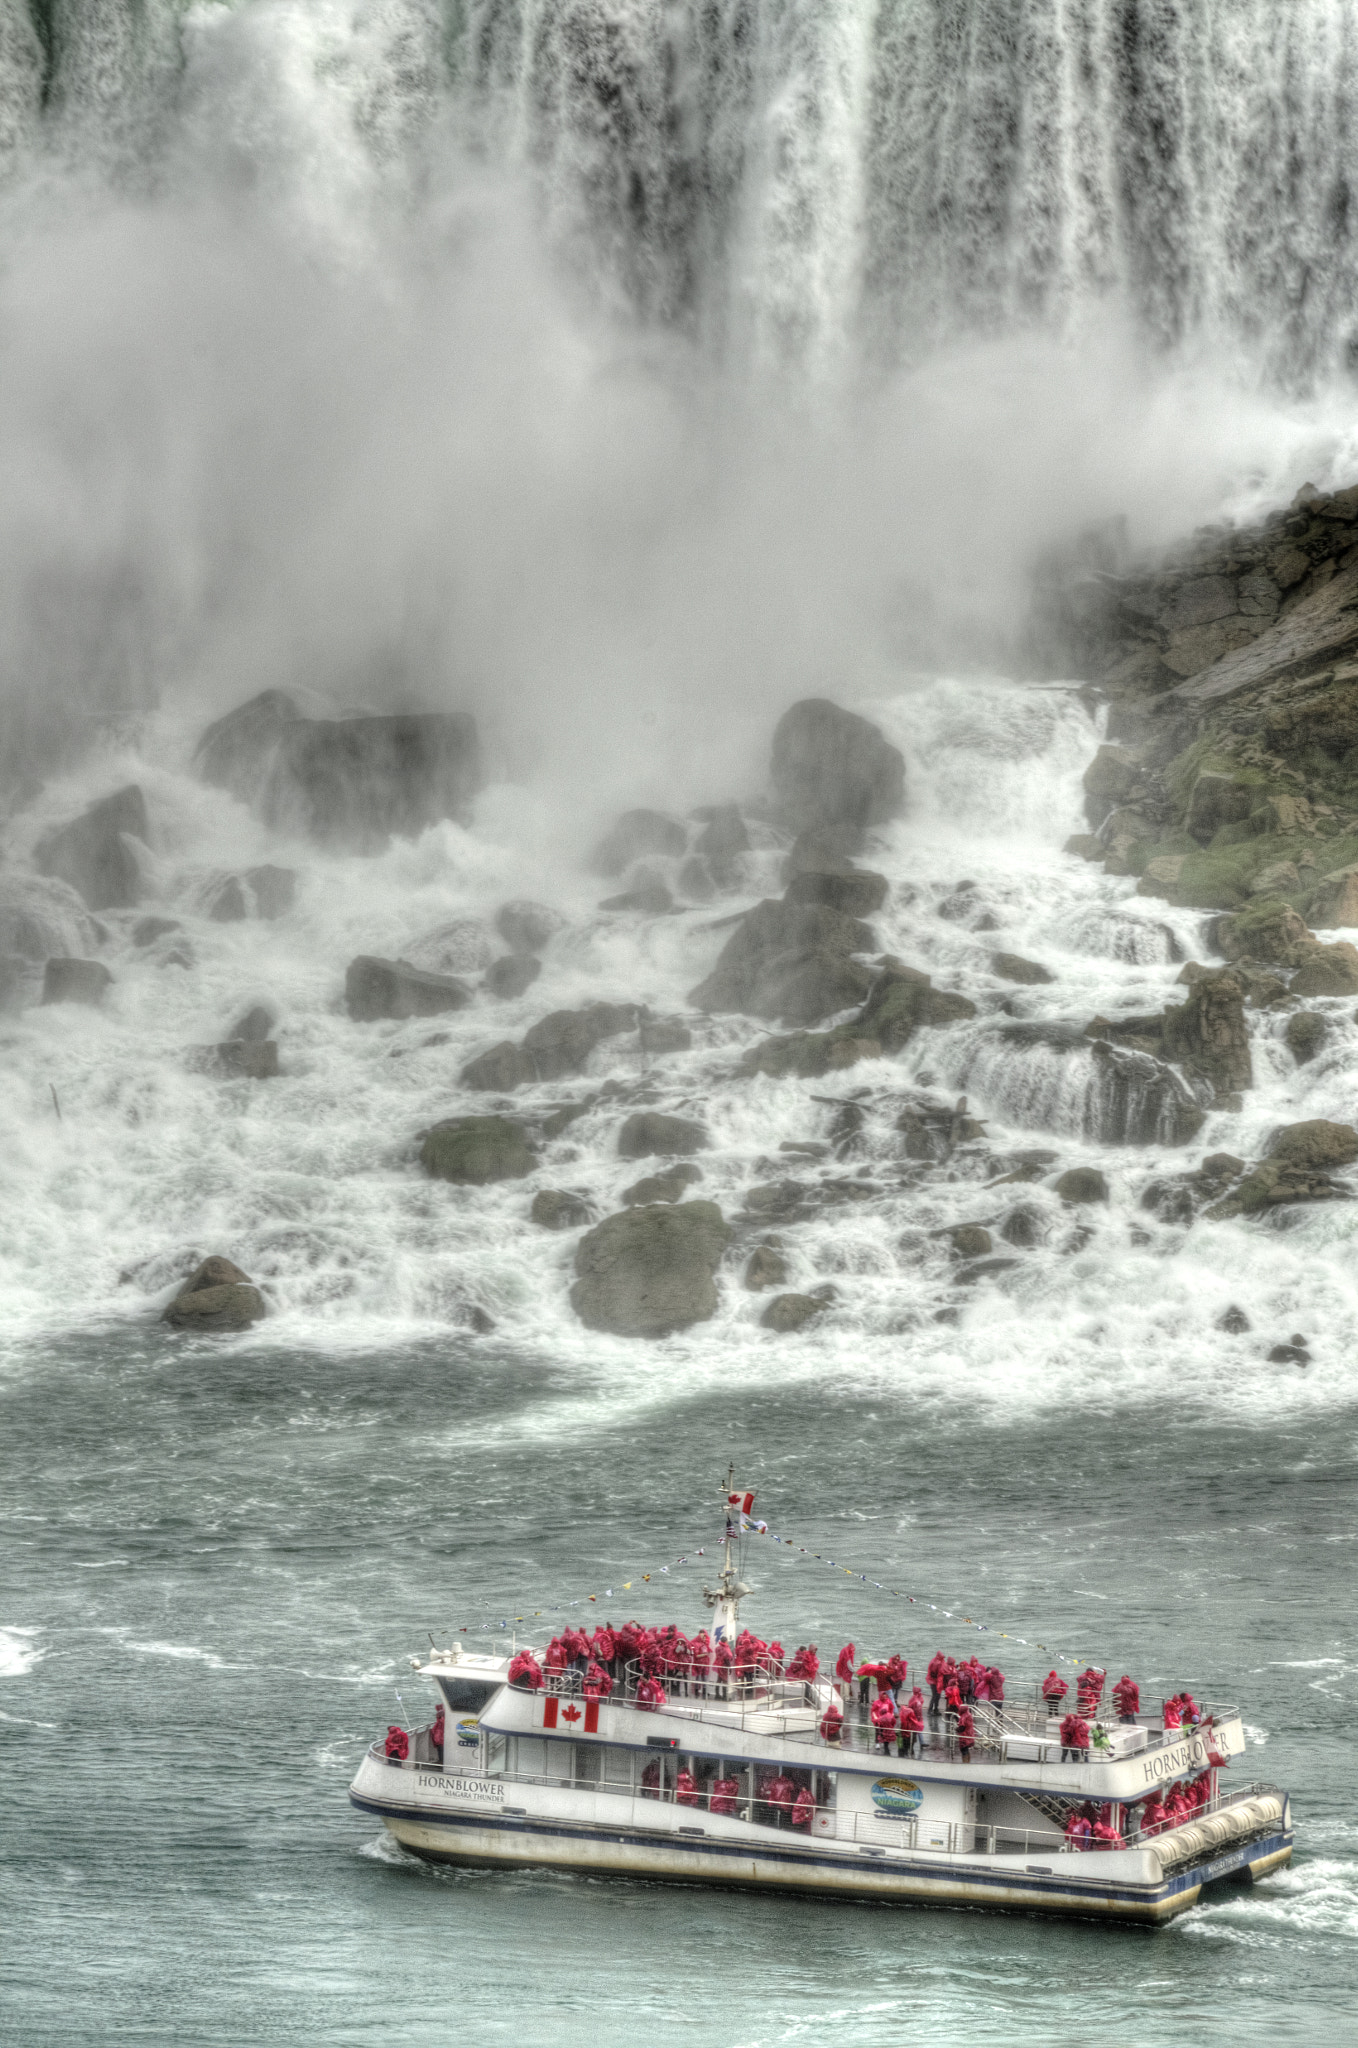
(871, 1777), (923, 1815)
(456, 1717), (480, 1747)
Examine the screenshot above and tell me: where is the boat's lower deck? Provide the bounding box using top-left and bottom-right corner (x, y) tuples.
(349, 1770), (1292, 1926)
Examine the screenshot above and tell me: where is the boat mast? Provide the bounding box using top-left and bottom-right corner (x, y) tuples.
(703, 1463), (753, 1643)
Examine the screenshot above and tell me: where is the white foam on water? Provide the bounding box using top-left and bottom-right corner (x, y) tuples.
(0, 1626), (43, 1676)
(1186, 1858), (1358, 1944)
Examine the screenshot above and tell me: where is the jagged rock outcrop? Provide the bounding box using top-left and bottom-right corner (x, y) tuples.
(41, 958), (112, 1006)
(204, 866), (296, 922)
(162, 1256), (266, 1330)
(855, 965), (977, 1051)
(1054, 1167), (1108, 1204)
(1285, 1011), (1328, 1064)
(990, 951), (1055, 985)
(460, 1040), (538, 1091)
(485, 954), (541, 999)
(1090, 968), (1252, 1099)
(420, 1115), (536, 1183)
(622, 1164), (702, 1205)
(1267, 1119), (1358, 1169)
(570, 1201), (730, 1336)
(688, 897), (876, 1024)
(36, 786), (149, 911)
(495, 900), (564, 954)
(783, 868), (889, 917)
(743, 1243), (789, 1291)
(195, 691), (482, 850)
(770, 699), (905, 834)
(760, 1288), (833, 1332)
(530, 1189), (593, 1229)
(742, 1030), (882, 1080)
(345, 956), (472, 1022)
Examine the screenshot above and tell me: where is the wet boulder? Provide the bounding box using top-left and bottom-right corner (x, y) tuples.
(1307, 863), (1358, 928)
(570, 1200), (731, 1337)
(495, 900), (564, 955)
(688, 897), (876, 1024)
(770, 699), (905, 834)
(693, 806), (750, 884)
(622, 1164), (702, 1205)
(784, 868), (889, 917)
(941, 1224), (993, 1259)
(1081, 744), (1145, 825)
(345, 956), (472, 1023)
(1215, 900), (1315, 968)
(522, 1002), (640, 1080)
(1217, 1304), (1251, 1333)
(742, 1029), (881, 1079)
(1185, 771), (1255, 842)
(229, 1004), (276, 1044)
(1159, 969), (1253, 1095)
(999, 1206), (1048, 1248)
(459, 1040), (538, 1092)
(760, 1288), (833, 1333)
(617, 1111), (708, 1159)
(205, 865), (297, 922)
(420, 1115), (536, 1184)
(599, 875), (674, 915)
(41, 958), (112, 1006)
(485, 954), (541, 1000)
(162, 1256), (266, 1330)
(782, 823), (864, 880)
(404, 918), (495, 977)
(207, 1040), (279, 1079)
(36, 786), (149, 911)
(743, 1243), (789, 1292)
(1054, 1167), (1109, 1204)
(855, 965), (976, 1052)
(1285, 1011), (1328, 1064)
(590, 809), (687, 877)
(195, 690), (300, 798)
(1266, 1120), (1358, 1170)
(990, 952), (1055, 985)
(132, 916), (180, 948)
(1290, 943), (1358, 996)
(639, 1016), (693, 1057)
(530, 1189), (593, 1230)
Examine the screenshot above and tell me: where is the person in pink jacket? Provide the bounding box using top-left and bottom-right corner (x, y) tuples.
(791, 1784), (816, 1830)
(1042, 1670), (1068, 1712)
(870, 1692), (898, 1752)
(898, 1689), (925, 1759)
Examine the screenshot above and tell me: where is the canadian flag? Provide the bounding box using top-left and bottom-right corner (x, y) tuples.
(727, 1490), (756, 1515)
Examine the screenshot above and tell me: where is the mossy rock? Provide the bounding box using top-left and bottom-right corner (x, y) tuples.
(421, 1115), (536, 1183)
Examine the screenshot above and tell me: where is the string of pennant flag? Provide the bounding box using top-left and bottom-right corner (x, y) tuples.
(455, 1514), (1103, 1673)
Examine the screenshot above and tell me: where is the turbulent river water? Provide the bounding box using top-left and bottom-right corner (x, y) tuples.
(3, 2), (1358, 2043)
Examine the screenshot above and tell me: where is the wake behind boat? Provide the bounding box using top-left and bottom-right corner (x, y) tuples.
(349, 1480), (1292, 1925)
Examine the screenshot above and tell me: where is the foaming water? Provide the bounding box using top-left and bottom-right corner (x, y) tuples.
(3, 674), (1358, 1430)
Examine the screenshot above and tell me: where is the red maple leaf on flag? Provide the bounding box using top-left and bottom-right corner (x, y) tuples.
(562, 1704), (582, 1722)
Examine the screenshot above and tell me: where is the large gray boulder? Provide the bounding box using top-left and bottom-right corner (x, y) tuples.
(420, 1115), (536, 1184)
(784, 868), (889, 917)
(495, 900), (564, 954)
(855, 965), (976, 1051)
(688, 897), (876, 1024)
(770, 699), (905, 834)
(205, 865), (297, 922)
(590, 809), (687, 877)
(571, 1200), (730, 1337)
(162, 1256), (266, 1330)
(617, 1111), (708, 1158)
(345, 956), (472, 1022)
(522, 1002), (639, 1080)
(460, 1040), (538, 1091)
(41, 958), (112, 1006)
(36, 786), (149, 911)
(485, 954), (541, 1000)
(195, 692), (482, 850)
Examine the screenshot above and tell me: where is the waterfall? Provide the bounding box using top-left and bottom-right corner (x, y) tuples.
(4, 0), (1358, 379)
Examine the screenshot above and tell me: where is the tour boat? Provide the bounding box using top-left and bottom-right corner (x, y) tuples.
(349, 1483), (1292, 1925)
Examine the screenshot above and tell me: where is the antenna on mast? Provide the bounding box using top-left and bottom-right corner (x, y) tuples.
(702, 1463), (754, 1642)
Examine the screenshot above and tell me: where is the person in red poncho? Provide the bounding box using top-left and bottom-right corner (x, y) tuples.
(870, 1692), (898, 1752)
(886, 1653), (906, 1701)
(1064, 1809), (1092, 1849)
(430, 1704), (445, 1763)
(508, 1650), (543, 1691)
(1112, 1674), (1139, 1721)
(640, 1759), (662, 1799)
(1137, 1791), (1167, 1837)
(1091, 1812), (1123, 1849)
(767, 1770), (796, 1827)
(898, 1688), (925, 1759)
(1042, 1670), (1067, 1712)
(583, 1660), (612, 1700)
(791, 1784), (816, 1830)
(384, 1724), (409, 1764)
(956, 1704), (976, 1761)
(675, 1767), (700, 1808)
(1163, 1695), (1183, 1733)
(927, 1651), (946, 1716)
(714, 1639), (735, 1698)
(710, 1773), (740, 1817)
(987, 1666), (1006, 1705)
(544, 1638), (567, 1676)
(819, 1699), (844, 1745)
(835, 1643), (857, 1686)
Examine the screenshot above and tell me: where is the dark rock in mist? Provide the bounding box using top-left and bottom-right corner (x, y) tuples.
(1268, 1334), (1311, 1365)
(688, 896), (875, 1024)
(782, 823), (864, 881)
(1291, 944), (1358, 996)
(784, 868), (889, 917)
(205, 865), (297, 922)
(760, 1288), (833, 1333)
(1266, 1119), (1358, 1169)
(694, 806), (750, 882)
(485, 954), (542, 1000)
(999, 1206), (1048, 1248)
(590, 809), (687, 877)
(1089, 969), (1252, 1101)
(990, 951), (1055, 985)
(522, 1002), (640, 1080)
(743, 1243), (789, 1291)
(770, 699), (905, 835)
(1217, 1304), (1251, 1333)
(617, 1111), (708, 1158)
(41, 957), (112, 1006)
(132, 917), (181, 947)
(162, 1255), (266, 1331)
(742, 1029), (882, 1080)
(599, 877), (675, 915)
(530, 1189), (593, 1230)
(495, 900), (564, 955)
(196, 691), (482, 850)
(622, 1164), (703, 1205)
(460, 1040), (538, 1091)
(36, 786), (149, 911)
(209, 1040), (279, 1079)
(639, 1016), (692, 1057)
(857, 965), (976, 1051)
(1054, 1167), (1109, 1204)
(229, 1004), (276, 1044)
(420, 1115), (536, 1184)
(1285, 1010), (1328, 1064)
(570, 1200), (730, 1337)
(345, 955), (472, 1023)
(941, 1224), (993, 1258)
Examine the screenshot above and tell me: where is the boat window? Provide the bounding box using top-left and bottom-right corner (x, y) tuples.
(484, 1731), (506, 1776)
(436, 1677), (501, 1715)
(573, 1743), (604, 1788)
(507, 1736), (548, 1779)
(601, 1747), (634, 1789)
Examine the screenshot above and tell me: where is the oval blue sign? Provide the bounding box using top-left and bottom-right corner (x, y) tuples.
(871, 1777), (923, 1815)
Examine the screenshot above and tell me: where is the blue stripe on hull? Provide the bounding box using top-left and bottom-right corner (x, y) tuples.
(350, 1789), (1292, 1920)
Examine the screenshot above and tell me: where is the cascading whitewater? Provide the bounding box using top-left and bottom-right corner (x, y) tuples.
(3, 0), (1358, 378)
